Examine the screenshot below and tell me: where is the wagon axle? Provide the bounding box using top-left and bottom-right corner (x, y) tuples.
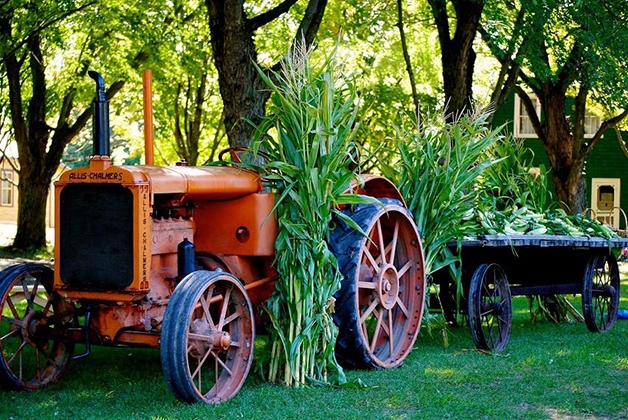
(480, 301), (504, 316)
(189, 319), (232, 356)
(592, 284), (616, 298)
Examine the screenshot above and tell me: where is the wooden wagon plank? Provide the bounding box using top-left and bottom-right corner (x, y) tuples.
(449, 234), (628, 249)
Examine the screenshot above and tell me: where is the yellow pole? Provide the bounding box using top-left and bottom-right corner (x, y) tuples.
(142, 69), (154, 165)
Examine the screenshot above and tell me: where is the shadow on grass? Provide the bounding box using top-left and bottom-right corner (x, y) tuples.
(0, 245), (53, 261)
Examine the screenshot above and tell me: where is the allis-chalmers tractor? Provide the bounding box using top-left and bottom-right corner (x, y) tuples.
(0, 73), (425, 403)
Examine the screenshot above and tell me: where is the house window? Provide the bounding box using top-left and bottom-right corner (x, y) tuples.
(1, 170), (14, 206)
(514, 93), (541, 138)
(584, 115), (601, 138)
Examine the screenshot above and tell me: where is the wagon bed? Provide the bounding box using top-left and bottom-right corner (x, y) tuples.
(436, 234), (628, 351)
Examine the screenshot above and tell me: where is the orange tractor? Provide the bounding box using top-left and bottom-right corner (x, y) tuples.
(0, 72), (426, 403)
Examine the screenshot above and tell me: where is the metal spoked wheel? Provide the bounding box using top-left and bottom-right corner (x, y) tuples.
(161, 270), (254, 404)
(331, 199), (425, 369)
(468, 263), (512, 352)
(582, 252), (620, 332)
(0, 263), (76, 389)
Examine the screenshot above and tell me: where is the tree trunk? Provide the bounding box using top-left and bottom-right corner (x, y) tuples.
(206, 0), (327, 149)
(13, 169), (49, 249)
(535, 88), (586, 213)
(1, 20), (143, 250)
(429, 0), (485, 122)
(551, 158), (586, 214)
(206, 2), (272, 149)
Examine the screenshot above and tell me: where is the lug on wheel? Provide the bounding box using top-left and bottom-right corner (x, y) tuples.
(161, 271), (254, 404)
(468, 263), (512, 352)
(582, 252), (620, 332)
(0, 263), (76, 389)
(331, 199), (425, 369)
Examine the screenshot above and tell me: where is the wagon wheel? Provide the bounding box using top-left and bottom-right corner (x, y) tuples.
(161, 270), (254, 404)
(331, 199), (425, 369)
(582, 252), (620, 332)
(0, 263), (76, 390)
(468, 263), (512, 352)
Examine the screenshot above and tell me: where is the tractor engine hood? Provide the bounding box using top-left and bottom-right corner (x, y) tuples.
(56, 157), (262, 201)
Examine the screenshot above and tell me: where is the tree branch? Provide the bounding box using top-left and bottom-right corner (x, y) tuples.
(516, 85), (545, 142)
(269, 0), (328, 73)
(289, 0), (328, 52)
(572, 83), (587, 144)
(583, 108), (628, 156)
(248, 0), (298, 31)
(428, 0), (450, 46)
(396, 0), (420, 119)
(56, 87), (77, 130)
(613, 126), (628, 160)
(3, 1), (97, 59)
(556, 41), (581, 94)
(174, 83), (185, 156)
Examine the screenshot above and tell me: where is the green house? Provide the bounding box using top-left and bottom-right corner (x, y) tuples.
(492, 92), (628, 230)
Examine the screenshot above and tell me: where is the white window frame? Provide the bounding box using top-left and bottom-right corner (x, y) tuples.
(514, 93), (602, 139)
(583, 115), (601, 139)
(513, 93), (541, 138)
(1, 169), (13, 206)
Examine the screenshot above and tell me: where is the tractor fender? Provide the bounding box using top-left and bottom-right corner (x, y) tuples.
(346, 174), (406, 207)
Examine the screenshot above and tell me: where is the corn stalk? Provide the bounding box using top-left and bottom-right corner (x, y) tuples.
(381, 111), (505, 281)
(248, 42), (372, 387)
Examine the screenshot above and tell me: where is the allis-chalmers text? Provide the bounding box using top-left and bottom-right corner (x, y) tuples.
(69, 172), (124, 181)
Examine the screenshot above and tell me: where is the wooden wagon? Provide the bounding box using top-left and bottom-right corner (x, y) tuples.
(434, 234), (628, 351)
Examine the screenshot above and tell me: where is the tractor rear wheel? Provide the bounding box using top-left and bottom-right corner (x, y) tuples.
(0, 263), (76, 390)
(330, 199), (425, 369)
(161, 270), (254, 403)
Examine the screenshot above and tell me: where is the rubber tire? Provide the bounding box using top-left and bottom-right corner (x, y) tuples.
(330, 199), (425, 369)
(161, 270), (254, 403)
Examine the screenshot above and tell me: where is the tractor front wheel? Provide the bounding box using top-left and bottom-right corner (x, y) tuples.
(0, 263), (76, 390)
(161, 271), (254, 404)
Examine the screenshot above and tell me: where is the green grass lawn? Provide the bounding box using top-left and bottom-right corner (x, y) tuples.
(1, 270), (627, 420)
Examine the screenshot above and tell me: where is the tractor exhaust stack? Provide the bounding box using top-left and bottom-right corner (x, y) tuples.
(88, 71), (110, 157)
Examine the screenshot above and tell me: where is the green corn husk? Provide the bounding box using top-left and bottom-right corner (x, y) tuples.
(458, 133), (618, 324)
(381, 111), (505, 280)
(248, 42), (373, 387)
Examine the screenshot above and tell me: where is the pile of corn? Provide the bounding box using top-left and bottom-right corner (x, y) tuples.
(459, 205), (618, 239)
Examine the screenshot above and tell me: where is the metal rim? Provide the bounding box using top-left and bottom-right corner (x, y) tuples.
(582, 252), (620, 332)
(0, 264), (75, 389)
(161, 271), (254, 403)
(468, 263), (512, 352)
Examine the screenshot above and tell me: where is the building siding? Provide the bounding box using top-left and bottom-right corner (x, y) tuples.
(492, 92), (628, 228)
(0, 157), (58, 227)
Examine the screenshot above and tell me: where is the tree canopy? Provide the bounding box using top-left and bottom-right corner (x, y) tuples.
(1, 0), (628, 248)
(482, 0), (628, 212)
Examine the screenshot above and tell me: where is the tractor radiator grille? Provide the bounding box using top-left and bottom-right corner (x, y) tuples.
(60, 183), (134, 290)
